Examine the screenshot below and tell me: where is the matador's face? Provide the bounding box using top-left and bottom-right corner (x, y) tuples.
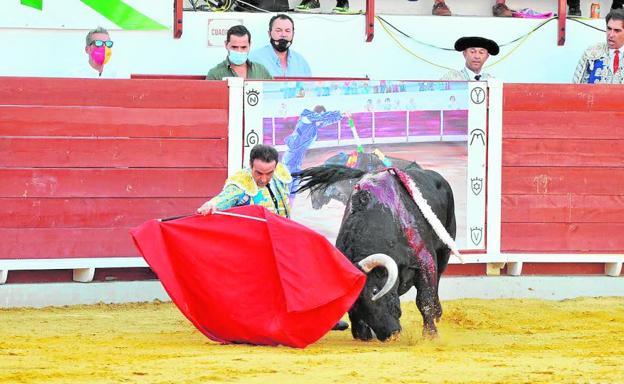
(251, 159), (277, 188)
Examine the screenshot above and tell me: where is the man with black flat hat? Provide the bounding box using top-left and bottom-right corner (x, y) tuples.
(441, 36), (499, 81)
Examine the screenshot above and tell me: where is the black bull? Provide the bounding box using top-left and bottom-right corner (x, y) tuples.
(295, 165), (457, 340)
(309, 151), (421, 209)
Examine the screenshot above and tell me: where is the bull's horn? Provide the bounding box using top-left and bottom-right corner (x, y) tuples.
(357, 253), (398, 302)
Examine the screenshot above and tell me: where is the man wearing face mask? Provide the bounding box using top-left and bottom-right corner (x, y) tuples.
(73, 27), (121, 78)
(207, 25), (272, 80)
(248, 14), (311, 78)
(441, 36), (499, 81)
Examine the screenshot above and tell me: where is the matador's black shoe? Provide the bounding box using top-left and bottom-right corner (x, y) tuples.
(332, 320), (349, 331)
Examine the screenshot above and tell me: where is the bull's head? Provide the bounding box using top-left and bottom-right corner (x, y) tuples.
(351, 253), (402, 342)
(338, 179), (410, 342)
(357, 254), (399, 301)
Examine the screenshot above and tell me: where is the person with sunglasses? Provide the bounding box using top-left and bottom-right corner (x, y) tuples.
(75, 27), (120, 78)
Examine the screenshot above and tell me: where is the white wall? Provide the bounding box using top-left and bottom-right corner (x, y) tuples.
(0, 4), (610, 82)
(0, 0), (172, 29)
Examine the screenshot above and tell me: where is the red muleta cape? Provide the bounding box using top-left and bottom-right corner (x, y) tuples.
(130, 205), (365, 348)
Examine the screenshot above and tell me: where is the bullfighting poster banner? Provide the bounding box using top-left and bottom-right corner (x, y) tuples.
(465, 82), (488, 250)
(243, 81), (265, 166)
(242, 80), (488, 252)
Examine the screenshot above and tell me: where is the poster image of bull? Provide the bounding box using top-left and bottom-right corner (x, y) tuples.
(258, 80), (471, 250)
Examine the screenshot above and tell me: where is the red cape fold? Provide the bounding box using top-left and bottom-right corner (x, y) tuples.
(130, 205), (366, 348)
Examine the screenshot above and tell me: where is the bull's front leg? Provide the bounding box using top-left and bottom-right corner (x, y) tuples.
(413, 246), (439, 338)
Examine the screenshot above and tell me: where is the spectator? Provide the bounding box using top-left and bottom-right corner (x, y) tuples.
(573, 9), (624, 84)
(441, 36), (499, 81)
(278, 102), (289, 116)
(75, 27), (118, 78)
(360, 81), (371, 94)
(207, 25), (272, 80)
(448, 95), (457, 109)
(432, 0), (591, 17)
(567, 0), (581, 16)
(383, 97), (392, 111)
(249, 14), (311, 77)
(296, 0), (350, 14)
(432, 0), (512, 17)
(565, 0), (615, 16)
(574, 1), (624, 16)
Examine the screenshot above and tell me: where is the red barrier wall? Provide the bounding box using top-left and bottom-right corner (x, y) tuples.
(2, 79), (621, 279)
(0, 77), (229, 260)
(501, 84), (624, 272)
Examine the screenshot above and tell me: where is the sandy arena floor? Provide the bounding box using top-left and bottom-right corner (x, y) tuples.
(1, 297), (623, 383)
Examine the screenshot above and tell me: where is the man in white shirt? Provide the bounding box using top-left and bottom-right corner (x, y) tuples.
(441, 36), (499, 81)
(573, 9), (624, 84)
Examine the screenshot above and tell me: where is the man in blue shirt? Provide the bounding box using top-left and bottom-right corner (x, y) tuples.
(249, 14), (312, 78)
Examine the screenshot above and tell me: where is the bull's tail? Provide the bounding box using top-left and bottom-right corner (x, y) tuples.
(294, 165), (365, 195)
(390, 168), (463, 263)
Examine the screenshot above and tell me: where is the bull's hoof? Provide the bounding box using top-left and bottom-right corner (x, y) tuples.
(422, 327), (438, 340)
(382, 331), (401, 342)
(434, 305), (443, 322)
(332, 320), (349, 331)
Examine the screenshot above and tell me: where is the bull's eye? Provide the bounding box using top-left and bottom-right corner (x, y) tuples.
(371, 287), (379, 295)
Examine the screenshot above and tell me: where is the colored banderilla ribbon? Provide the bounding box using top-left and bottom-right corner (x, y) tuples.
(348, 118), (364, 153)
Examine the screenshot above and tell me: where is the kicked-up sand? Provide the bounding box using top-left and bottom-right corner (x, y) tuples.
(1, 297), (622, 383)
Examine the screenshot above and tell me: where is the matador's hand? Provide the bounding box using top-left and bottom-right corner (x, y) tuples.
(197, 201), (217, 215)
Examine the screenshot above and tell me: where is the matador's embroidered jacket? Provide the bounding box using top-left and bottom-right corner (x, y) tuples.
(209, 162), (292, 218)
(573, 43), (624, 84)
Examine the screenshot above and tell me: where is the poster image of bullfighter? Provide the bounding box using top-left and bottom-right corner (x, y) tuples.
(295, 165), (461, 339)
(281, 105), (344, 199)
